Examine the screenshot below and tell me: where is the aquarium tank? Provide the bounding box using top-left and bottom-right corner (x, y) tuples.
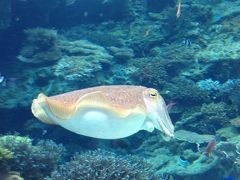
(0, 0), (240, 179)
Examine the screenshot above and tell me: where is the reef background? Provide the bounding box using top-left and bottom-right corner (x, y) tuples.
(0, 0), (240, 179)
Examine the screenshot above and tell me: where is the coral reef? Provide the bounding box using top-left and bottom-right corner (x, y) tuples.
(1, 0), (240, 179)
(0, 171), (24, 180)
(46, 149), (158, 180)
(0, 135), (65, 180)
(0, 147), (13, 169)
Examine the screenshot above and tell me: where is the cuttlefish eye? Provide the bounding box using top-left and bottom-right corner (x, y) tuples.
(148, 89), (159, 99)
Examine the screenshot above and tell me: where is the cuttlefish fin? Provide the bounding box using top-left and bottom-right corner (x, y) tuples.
(75, 91), (135, 118)
(31, 93), (57, 124)
(41, 93), (76, 120)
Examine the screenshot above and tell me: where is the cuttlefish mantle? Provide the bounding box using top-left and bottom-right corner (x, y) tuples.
(31, 85), (174, 139)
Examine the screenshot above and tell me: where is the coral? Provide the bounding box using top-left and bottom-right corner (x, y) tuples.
(133, 133), (219, 178)
(161, 154), (219, 177)
(200, 102), (235, 128)
(197, 79), (237, 93)
(131, 58), (168, 88)
(110, 65), (137, 84)
(107, 46), (134, 63)
(46, 149), (158, 180)
(54, 40), (113, 81)
(0, 135), (65, 180)
(196, 32), (240, 63)
(1, 171), (24, 180)
(229, 81), (240, 112)
(230, 117), (240, 128)
(174, 130), (215, 144)
(18, 28), (62, 64)
(0, 147), (13, 161)
(177, 101), (238, 134)
(0, 147), (13, 169)
(78, 29), (125, 47)
(210, 0), (240, 23)
(164, 77), (210, 105)
(158, 44), (198, 77)
(215, 141), (240, 178)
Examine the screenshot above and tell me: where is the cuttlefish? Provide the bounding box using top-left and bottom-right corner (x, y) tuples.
(31, 85), (174, 139)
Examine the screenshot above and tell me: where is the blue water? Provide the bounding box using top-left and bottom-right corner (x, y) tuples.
(0, 0), (240, 179)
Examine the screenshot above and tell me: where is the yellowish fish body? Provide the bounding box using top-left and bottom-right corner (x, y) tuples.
(31, 85), (174, 139)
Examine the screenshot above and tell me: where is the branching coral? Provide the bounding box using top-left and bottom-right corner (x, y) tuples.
(0, 135), (65, 180)
(46, 149), (158, 180)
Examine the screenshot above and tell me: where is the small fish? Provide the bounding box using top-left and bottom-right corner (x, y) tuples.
(144, 30), (150, 37)
(42, 130), (47, 136)
(0, 73), (6, 86)
(83, 11), (88, 17)
(183, 39), (191, 46)
(0, 76), (4, 83)
(178, 156), (189, 167)
(176, 0), (181, 18)
(203, 138), (216, 157)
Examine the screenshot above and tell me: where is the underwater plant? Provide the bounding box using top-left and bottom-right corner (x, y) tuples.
(46, 149), (159, 180)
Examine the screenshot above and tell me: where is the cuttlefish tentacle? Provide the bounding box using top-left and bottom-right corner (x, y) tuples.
(31, 85), (174, 139)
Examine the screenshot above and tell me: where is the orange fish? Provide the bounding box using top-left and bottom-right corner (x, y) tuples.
(176, 0), (181, 18)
